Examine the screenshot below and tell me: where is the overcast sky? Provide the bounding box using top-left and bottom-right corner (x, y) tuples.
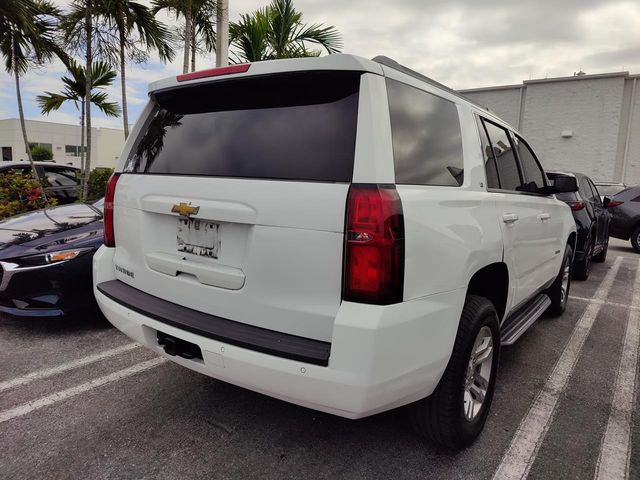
(1, 0), (638, 130)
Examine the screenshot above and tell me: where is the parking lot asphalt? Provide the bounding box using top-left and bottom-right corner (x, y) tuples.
(1, 239), (638, 480)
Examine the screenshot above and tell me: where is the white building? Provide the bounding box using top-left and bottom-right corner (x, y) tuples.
(459, 71), (640, 185)
(0, 118), (125, 170)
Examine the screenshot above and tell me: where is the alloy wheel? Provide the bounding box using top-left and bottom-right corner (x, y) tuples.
(463, 326), (494, 421)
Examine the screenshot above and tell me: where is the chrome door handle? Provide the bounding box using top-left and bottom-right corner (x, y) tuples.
(502, 213), (519, 224)
(538, 213), (551, 221)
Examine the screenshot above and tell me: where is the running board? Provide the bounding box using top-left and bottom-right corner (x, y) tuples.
(501, 294), (551, 346)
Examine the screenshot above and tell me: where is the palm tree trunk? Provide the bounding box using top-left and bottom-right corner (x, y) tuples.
(12, 34), (47, 204)
(80, 98), (85, 172)
(82, 0), (93, 200)
(183, 10), (192, 74)
(119, 27), (129, 139)
(190, 24), (196, 72)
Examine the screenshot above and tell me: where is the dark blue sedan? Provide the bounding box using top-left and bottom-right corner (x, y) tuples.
(0, 199), (104, 317)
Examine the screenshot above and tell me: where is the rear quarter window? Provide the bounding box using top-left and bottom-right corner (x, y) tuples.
(124, 71), (361, 182)
(386, 79), (464, 186)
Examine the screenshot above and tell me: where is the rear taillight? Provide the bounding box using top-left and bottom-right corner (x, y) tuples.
(103, 173), (120, 247)
(343, 184), (405, 305)
(567, 201), (585, 211)
(607, 200), (624, 208)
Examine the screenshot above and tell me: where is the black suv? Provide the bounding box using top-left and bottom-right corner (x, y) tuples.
(606, 185), (640, 252)
(548, 172), (610, 279)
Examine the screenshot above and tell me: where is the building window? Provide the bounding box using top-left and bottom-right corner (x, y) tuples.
(65, 145), (86, 156)
(1, 146), (12, 161)
(29, 142), (53, 152)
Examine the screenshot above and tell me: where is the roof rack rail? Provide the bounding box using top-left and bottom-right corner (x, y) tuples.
(371, 55), (490, 111)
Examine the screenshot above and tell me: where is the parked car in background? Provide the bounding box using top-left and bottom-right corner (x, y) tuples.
(94, 54), (578, 449)
(606, 185), (640, 252)
(595, 181), (627, 200)
(0, 161), (80, 205)
(0, 199), (104, 317)
(548, 172), (610, 279)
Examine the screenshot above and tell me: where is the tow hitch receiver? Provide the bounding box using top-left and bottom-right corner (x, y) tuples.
(157, 331), (203, 360)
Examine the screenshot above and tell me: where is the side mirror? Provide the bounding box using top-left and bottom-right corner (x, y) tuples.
(602, 196), (611, 208)
(552, 174), (578, 193)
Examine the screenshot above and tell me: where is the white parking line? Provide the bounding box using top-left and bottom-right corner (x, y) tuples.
(0, 343), (139, 393)
(568, 296), (640, 312)
(594, 258), (640, 480)
(0, 357), (166, 424)
(492, 256), (623, 480)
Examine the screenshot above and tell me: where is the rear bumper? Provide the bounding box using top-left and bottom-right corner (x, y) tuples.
(93, 246), (465, 419)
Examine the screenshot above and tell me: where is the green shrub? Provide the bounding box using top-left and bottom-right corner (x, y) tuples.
(0, 171), (57, 220)
(30, 146), (53, 161)
(87, 167), (114, 201)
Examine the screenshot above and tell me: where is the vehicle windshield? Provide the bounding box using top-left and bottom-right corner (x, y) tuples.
(597, 185), (627, 197)
(124, 71), (361, 182)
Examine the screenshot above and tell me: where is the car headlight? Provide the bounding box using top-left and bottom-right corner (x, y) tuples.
(14, 248), (92, 267)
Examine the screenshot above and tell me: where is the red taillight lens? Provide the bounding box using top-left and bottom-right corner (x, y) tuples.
(607, 200), (624, 208)
(103, 173), (120, 247)
(343, 184), (405, 305)
(176, 64), (250, 82)
(567, 201), (586, 211)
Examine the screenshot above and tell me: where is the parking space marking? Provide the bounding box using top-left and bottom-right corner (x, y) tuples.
(568, 296), (640, 311)
(0, 343), (139, 393)
(0, 357), (166, 424)
(492, 256), (623, 480)
(594, 258), (640, 480)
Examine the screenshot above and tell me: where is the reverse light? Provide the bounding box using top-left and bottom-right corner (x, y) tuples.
(176, 64), (250, 82)
(566, 201), (585, 211)
(343, 184), (405, 305)
(104, 173), (121, 247)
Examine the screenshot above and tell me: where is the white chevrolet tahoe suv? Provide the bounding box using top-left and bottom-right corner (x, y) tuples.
(94, 54), (578, 449)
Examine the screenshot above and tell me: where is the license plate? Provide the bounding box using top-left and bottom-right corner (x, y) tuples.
(177, 218), (220, 258)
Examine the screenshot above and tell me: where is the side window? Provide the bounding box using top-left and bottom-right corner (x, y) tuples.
(476, 117), (500, 189)
(44, 168), (78, 187)
(512, 135), (546, 192)
(386, 78), (464, 186)
(578, 176), (593, 202)
(586, 178), (602, 205)
(482, 119), (522, 191)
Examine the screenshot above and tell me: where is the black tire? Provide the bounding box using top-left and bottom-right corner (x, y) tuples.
(593, 236), (608, 263)
(407, 295), (500, 449)
(573, 236), (593, 280)
(548, 244), (573, 316)
(631, 226), (640, 253)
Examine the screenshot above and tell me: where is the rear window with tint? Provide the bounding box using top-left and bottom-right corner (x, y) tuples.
(386, 79), (464, 186)
(124, 71), (361, 182)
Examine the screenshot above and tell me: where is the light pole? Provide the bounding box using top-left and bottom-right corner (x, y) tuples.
(216, 0), (229, 66)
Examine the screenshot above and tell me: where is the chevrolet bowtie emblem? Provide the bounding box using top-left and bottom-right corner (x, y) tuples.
(171, 202), (200, 217)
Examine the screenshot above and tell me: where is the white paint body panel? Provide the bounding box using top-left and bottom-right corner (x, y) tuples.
(95, 54), (576, 418)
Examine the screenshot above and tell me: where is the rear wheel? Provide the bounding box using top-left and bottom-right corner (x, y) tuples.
(573, 237), (593, 280)
(548, 245), (573, 316)
(407, 295), (500, 449)
(631, 226), (640, 253)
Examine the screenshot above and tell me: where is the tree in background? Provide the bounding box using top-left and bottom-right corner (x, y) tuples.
(152, 0), (216, 74)
(0, 0), (65, 194)
(95, 0), (174, 139)
(230, 0), (342, 63)
(30, 146), (54, 161)
(37, 60), (121, 173)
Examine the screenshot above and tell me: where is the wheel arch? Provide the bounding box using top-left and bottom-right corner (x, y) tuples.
(466, 262), (509, 321)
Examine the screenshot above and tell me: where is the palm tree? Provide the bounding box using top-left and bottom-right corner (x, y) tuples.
(152, 0), (216, 74)
(230, 0), (342, 63)
(36, 61), (121, 173)
(95, 0), (174, 139)
(1, 0), (63, 190)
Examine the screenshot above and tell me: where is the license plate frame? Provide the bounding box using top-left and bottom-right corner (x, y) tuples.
(177, 218), (220, 259)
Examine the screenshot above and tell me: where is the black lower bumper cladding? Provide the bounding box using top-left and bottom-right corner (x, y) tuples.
(97, 280), (331, 366)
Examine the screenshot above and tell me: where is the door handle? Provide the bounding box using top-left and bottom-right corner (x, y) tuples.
(538, 213), (551, 221)
(502, 213), (519, 224)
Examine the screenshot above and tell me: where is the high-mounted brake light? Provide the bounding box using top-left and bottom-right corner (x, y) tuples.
(567, 201), (586, 211)
(104, 173), (120, 247)
(343, 184), (405, 305)
(176, 64), (250, 82)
